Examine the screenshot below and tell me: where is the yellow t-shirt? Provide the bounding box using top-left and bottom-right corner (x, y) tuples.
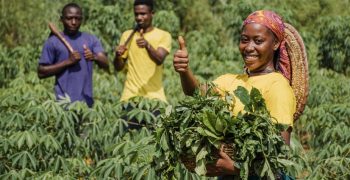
(119, 28), (171, 102)
(213, 72), (296, 126)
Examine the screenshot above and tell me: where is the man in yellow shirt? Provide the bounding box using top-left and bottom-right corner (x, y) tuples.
(114, 0), (171, 129)
(114, 0), (171, 103)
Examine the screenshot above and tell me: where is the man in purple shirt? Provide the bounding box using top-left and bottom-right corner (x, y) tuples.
(38, 3), (109, 107)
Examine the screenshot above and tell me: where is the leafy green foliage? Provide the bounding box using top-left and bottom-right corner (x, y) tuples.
(154, 85), (295, 179)
(294, 68), (350, 179)
(318, 16), (350, 75)
(0, 0), (61, 47)
(0, 73), (166, 179)
(0, 0), (350, 179)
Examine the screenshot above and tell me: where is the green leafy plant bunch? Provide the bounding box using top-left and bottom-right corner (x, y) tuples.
(154, 84), (294, 179)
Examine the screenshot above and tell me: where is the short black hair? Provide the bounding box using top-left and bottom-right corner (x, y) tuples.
(61, 3), (82, 16)
(134, 0), (154, 11)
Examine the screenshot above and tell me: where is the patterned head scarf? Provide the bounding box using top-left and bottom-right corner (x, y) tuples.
(243, 10), (291, 83)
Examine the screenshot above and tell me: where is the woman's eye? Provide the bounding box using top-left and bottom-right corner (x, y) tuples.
(255, 39), (264, 44)
(240, 37), (249, 43)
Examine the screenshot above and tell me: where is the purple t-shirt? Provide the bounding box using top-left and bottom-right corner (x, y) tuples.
(39, 32), (104, 107)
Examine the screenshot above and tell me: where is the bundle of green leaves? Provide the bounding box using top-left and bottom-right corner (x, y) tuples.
(154, 84), (294, 179)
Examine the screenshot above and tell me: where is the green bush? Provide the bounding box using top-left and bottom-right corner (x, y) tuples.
(318, 16), (350, 75)
(1, 0), (350, 179)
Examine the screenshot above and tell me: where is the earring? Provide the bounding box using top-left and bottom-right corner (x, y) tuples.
(244, 66), (249, 75)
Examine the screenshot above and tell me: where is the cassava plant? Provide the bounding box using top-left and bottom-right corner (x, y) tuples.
(153, 84), (296, 179)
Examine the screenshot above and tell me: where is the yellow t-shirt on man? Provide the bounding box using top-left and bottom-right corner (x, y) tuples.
(119, 28), (171, 102)
(213, 72), (296, 126)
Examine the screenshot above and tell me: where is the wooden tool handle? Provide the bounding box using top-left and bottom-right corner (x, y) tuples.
(124, 29), (137, 47)
(48, 22), (74, 53)
(123, 24), (139, 46)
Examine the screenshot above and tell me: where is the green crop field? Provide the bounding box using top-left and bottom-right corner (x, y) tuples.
(0, 0), (349, 179)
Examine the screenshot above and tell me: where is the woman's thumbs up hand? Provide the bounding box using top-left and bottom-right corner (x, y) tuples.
(173, 36), (189, 73)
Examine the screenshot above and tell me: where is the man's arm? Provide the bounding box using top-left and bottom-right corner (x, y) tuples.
(136, 29), (169, 65)
(113, 45), (127, 72)
(94, 52), (109, 70)
(83, 45), (109, 71)
(114, 56), (126, 71)
(145, 44), (168, 65)
(37, 51), (81, 79)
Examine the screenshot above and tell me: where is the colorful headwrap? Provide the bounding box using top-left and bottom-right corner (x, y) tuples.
(243, 10), (291, 83)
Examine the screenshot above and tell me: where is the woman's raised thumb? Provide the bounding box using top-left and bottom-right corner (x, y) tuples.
(178, 36), (186, 51)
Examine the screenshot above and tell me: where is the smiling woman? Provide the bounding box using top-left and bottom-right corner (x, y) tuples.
(239, 23), (279, 76)
(173, 10), (308, 178)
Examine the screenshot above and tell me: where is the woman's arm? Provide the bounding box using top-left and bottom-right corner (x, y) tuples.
(173, 36), (200, 96)
(206, 146), (240, 176)
(211, 127), (291, 176)
(280, 126), (292, 146)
